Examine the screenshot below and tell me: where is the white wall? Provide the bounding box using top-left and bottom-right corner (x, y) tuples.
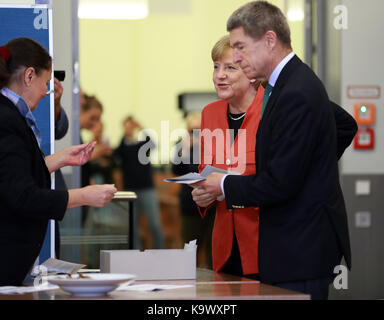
(340, 0), (384, 174)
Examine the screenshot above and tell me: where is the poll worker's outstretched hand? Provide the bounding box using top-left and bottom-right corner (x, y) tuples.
(45, 142), (97, 173)
(191, 187), (216, 208)
(63, 141), (97, 167)
(81, 184), (117, 207)
(67, 184), (117, 209)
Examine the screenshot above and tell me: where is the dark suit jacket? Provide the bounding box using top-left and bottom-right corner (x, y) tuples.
(333, 101), (358, 159)
(224, 55), (355, 284)
(0, 94), (68, 286)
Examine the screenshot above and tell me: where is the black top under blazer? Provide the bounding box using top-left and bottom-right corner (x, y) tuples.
(224, 55), (355, 284)
(0, 94), (68, 286)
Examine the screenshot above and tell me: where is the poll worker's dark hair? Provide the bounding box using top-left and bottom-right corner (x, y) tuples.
(227, 1), (292, 49)
(0, 37), (52, 89)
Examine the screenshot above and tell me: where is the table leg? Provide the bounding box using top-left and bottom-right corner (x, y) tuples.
(128, 201), (134, 249)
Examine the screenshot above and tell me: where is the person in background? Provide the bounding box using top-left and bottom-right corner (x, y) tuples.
(89, 120), (123, 189)
(172, 112), (215, 268)
(192, 35), (264, 279)
(80, 94), (106, 187)
(79, 94), (113, 225)
(195, 1), (357, 299)
(54, 78), (68, 141)
(113, 116), (165, 249)
(84, 120), (124, 268)
(0, 38), (117, 286)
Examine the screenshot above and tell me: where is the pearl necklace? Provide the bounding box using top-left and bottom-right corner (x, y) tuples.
(228, 112), (246, 121)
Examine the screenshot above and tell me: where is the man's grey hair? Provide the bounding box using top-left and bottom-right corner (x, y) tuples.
(227, 1), (291, 48)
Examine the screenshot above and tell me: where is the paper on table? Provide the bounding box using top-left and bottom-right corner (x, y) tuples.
(31, 258), (86, 276)
(184, 239), (197, 251)
(116, 283), (194, 292)
(0, 283), (59, 295)
(113, 191), (137, 199)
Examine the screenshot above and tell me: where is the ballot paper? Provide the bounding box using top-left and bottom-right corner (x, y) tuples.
(164, 172), (204, 184)
(31, 258), (86, 276)
(113, 191), (137, 199)
(164, 166), (240, 201)
(164, 165), (239, 184)
(184, 239), (197, 251)
(0, 283), (59, 295)
(116, 283), (194, 292)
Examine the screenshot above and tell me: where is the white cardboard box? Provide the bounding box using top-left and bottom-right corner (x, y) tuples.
(100, 248), (196, 280)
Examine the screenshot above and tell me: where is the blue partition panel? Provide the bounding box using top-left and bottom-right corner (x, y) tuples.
(0, 4), (54, 264)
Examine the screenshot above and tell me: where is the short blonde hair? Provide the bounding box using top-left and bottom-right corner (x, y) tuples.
(211, 35), (261, 90)
(211, 35), (231, 62)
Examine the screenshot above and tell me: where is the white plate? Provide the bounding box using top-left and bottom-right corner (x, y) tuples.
(48, 273), (135, 297)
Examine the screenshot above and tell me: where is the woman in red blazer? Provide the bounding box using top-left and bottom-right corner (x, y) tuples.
(192, 35), (264, 279)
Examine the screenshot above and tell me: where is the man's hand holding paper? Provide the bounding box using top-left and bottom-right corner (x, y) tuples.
(191, 172), (226, 207)
(191, 185), (217, 208)
(164, 165), (237, 206)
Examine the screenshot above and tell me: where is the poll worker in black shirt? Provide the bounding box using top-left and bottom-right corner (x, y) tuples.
(113, 116), (165, 249)
(0, 37), (117, 286)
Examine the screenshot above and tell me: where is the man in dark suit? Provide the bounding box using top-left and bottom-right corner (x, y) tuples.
(194, 1), (356, 299)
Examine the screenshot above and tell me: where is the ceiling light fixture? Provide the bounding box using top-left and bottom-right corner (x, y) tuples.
(78, 0), (148, 20)
(287, 9), (304, 21)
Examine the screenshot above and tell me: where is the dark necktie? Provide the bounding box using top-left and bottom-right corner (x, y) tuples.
(261, 83), (273, 118)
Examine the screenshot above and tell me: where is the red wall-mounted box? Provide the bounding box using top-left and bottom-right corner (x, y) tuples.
(354, 128), (375, 150)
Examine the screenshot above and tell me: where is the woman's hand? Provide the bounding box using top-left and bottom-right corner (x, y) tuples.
(62, 141), (97, 167)
(45, 142), (96, 173)
(81, 184), (117, 207)
(67, 184), (117, 209)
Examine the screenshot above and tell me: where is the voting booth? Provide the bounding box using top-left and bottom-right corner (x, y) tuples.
(0, 1), (55, 263)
